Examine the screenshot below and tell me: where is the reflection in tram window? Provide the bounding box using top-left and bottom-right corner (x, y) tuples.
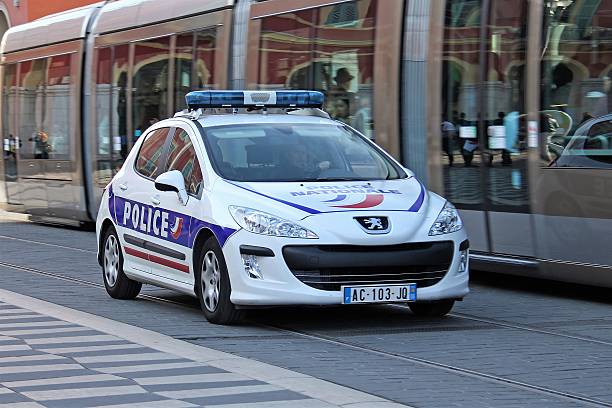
(18, 59), (47, 160)
(195, 29), (217, 90)
(132, 37), (170, 143)
(256, 0), (376, 139)
(484, 0), (529, 211)
(441, 0), (483, 208)
(175, 33), (194, 112)
(541, 1), (612, 168)
(2, 64), (18, 182)
(441, 0), (529, 212)
(113, 45), (129, 160)
(94, 47), (113, 187)
(44, 54), (73, 160)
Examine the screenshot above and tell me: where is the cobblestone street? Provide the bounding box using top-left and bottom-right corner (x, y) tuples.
(1, 218), (612, 407)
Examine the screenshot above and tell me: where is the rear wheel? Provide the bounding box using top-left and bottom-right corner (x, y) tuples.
(196, 237), (243, 325)
(102, 225), (142, 299)
(408, 300), (455, 317)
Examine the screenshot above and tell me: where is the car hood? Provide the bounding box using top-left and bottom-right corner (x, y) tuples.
(222, 177), (426, 219)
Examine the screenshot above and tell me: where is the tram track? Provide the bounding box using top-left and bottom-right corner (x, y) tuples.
(1, 235), (612, 406)
(1, 233), (611, 347)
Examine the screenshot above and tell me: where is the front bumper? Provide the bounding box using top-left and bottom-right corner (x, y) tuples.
(222, 229), (470, 306)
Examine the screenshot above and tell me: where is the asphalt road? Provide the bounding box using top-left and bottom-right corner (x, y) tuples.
(1, 219), (612, 408)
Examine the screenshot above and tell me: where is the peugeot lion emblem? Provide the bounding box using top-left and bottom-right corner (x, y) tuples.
(355, 216), (390, 234)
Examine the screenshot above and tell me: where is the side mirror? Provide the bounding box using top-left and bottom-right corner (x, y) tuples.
(155, 170), (188, 206)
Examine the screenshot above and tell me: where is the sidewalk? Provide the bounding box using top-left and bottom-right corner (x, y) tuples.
(0, 288), (408, 408)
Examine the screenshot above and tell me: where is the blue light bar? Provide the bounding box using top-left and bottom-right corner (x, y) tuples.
(185, 90), (324, 109)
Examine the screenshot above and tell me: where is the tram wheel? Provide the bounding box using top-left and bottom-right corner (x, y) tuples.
(408, 300), (455, 317)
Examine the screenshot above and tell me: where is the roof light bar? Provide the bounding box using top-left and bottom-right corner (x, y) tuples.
(185, 90), (324, 109)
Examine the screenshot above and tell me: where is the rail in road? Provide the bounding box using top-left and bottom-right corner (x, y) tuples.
(1, 220), (612, 407)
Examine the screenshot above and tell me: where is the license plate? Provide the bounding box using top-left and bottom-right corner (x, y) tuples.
(342, 284), (417, 304)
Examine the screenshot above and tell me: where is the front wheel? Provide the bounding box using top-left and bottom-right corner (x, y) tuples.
(408, 300), (455, 317)
(195, 237), (243, 325)
(102, 225), (142, 299)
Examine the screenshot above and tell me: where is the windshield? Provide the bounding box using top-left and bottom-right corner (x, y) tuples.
(201, 123), (406, 182)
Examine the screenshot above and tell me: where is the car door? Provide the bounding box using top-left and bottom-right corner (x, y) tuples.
(147, 125), (205, 285)
(113, 126), (173, 274)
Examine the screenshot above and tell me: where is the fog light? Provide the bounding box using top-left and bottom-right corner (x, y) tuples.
(458, 250), (469, 274)
(241, 254), (263, 279)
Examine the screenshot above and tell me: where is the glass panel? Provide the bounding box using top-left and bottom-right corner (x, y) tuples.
(315, 1), (376, 139)
(189, 159), (203, 196)
(2, 64), (17, 179)
(133, 37), (170, 142)
(166, 129), (199, 194)
(255, 1), (377, 140)
(483, 0), (529, 211)
(257, 9), (315, 90)
(204, 123), (403, 182)
(441, 0), (483, 208)
(44, 54), (72, 160)
(541, 1), (612, 168)
(94, 47), (114, 188)
(18, 59), (47, 160)
(175, 33), (194, 112)
(135, 127), (171, 179)
(195, 29), (217, 89)
(113, 45), (129, 161)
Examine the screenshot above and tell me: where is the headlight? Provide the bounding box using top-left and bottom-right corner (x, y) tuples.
(429, 201), (463, 236)
(229, 206), (318, 239)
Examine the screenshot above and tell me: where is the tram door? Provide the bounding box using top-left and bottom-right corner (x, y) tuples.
(440, 0), (535, 257)
(2, 64), (21, 205)
(531, 0), (612, 285)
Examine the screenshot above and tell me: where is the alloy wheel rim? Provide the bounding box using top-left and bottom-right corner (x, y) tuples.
(202, 251), (221, 312)
(104, 235), (119, 287)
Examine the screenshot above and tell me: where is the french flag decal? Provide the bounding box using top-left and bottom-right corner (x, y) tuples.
(171, 217), (184, 240)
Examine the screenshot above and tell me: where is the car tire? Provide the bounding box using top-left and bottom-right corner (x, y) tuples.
(408, 300), (455, 317)
(102, 225), (142, 299)
(196, 237), (243, 325)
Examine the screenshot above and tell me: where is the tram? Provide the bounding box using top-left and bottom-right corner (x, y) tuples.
(1, 0), (611, 287)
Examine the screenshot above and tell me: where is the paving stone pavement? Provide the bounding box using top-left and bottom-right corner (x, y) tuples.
(0, 292), (407, 408)
(2, 218), (612, 407)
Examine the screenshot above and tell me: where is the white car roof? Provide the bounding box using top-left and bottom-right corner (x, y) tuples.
(194, 113), (338, 129)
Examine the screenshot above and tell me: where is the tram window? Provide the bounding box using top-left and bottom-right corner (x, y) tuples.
(2, 64), (17, 156)
(132, 37), (170, 143)
(18, 59), (47, 160)
(541, 1), (612, 167)
(440, 0), (484, 209)
(175, 33), (194, 112)
(113, 45), (129, 160)
(255, 0), (377, 140)
(165, 129), (200, 195)
(195, 29), (217, 89)
(135, 127), (171, 179)
(94, 47), (114, 188)
(44, 53), (73, 160)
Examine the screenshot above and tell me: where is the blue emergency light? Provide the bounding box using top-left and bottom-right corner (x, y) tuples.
(185, 90), (324, 109)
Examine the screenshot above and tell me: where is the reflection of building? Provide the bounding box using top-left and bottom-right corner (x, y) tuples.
(0, 0), (99, 40)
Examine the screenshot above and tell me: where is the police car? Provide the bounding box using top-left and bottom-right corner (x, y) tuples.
(96, 90), (469, 324)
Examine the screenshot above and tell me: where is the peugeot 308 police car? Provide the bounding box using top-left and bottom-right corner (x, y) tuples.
(96, 90), (469, 324)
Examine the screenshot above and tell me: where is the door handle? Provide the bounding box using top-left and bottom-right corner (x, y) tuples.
(28, 163), (35, 168)
(118, 183), (128, 191)
(56, 163), (62, 168)
(151, 196), (161, 206)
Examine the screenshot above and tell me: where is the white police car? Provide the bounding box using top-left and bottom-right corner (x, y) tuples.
(96, 90), (469, 324)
